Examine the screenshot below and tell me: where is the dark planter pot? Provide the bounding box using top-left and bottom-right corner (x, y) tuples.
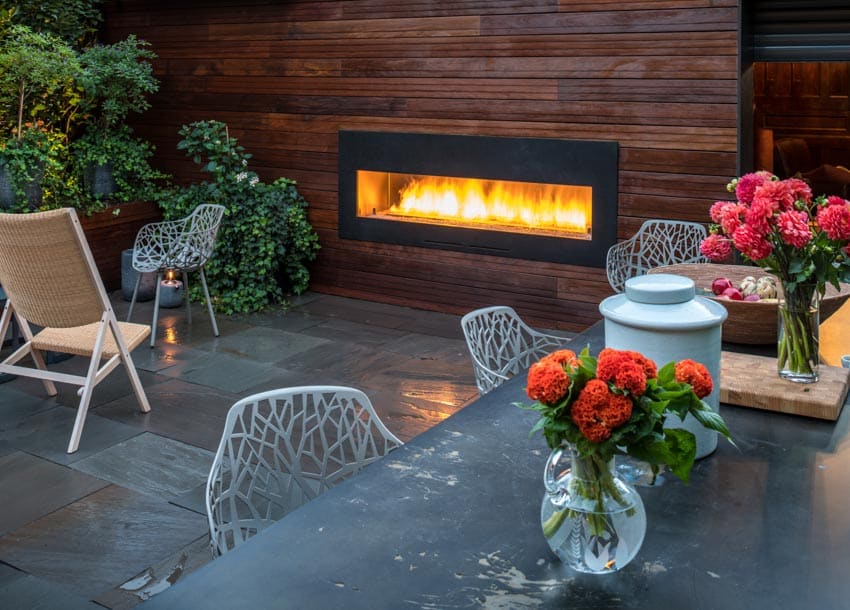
(0, 162), (43, 210)
(121, 249), (157, 301)
(86, 162), (117, 199)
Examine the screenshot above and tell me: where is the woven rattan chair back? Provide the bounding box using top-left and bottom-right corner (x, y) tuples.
(206, 386), (403, 557)
(0, 208), (151, 453)
(605, 220), (708, 293)
(0, 209), (105, 328)
(461, 306), (565, 395)
(127, 204), (225, 346)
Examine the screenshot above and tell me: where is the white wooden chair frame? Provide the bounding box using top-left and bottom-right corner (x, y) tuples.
(206, 386), (403, 557)
(461, 305), (566, 395)
(0, 208), (151, 453)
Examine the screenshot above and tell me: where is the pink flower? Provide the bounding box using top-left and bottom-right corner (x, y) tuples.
(745, 195), (776, 235)
(700, 233), (732, 261)
(733, 224), (773, 260)
(754, 179), (795, 212)
(710, 201), (730, 224)
(734, 171), (773, 205)
(785, 178), (813, 204)
(719, 203), (746, 235)
(777, 210), (812, 248)
(817, 202), (850, 241)
(827, 195), (848, 207)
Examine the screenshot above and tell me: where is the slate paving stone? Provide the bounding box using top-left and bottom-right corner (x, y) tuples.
(275, 341), (414, 381)
(233, 307), (326, 333)
(194, 326), (333, 365)
(299, 317), (410, 347)
(0, 573), (102, 609)
(0, 386), (57, 431)
(0, 452), (108, 536)
(155, 349), (282, 393)
(72, 433), (214, 500)
(94, 534), (212, 610)
(94, 378), (240, 452)
(0, 406), (143, 465)
(292, 294), (417, 329)
(169, 482), (207, 516)
(0, 485), (207, 600)
(380, 332), (471, 360)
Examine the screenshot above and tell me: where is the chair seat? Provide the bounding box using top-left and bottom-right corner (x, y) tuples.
(33, 321), (151, 358)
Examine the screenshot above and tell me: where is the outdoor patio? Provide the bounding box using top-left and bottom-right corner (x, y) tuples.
(0, 291), (571, 609)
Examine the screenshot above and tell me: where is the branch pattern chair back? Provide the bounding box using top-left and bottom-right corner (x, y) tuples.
(461, 306), (565, 395)
(605, 220), (708, 293)
(0, 208), (151, 453)
(127, 204), (226, 346)
(206, 386), (403, 557)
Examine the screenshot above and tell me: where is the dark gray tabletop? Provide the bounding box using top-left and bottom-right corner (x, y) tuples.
(141, 324), (850, 610)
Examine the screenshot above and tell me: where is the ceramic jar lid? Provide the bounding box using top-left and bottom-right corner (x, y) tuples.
(599, 274), (728, 331)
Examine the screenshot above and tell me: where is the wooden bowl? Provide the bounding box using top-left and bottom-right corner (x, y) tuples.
(648, 263), (850, 345)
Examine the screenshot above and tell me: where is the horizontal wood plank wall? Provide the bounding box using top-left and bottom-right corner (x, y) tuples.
(103, 0), (739, 331)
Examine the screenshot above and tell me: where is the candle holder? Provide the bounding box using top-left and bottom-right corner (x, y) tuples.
(159, 276), (184, 308)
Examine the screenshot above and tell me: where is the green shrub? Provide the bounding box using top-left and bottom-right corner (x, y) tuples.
(159, 120), (319, 314)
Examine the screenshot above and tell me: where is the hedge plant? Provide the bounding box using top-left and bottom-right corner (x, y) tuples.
(159, 120), (320, 314)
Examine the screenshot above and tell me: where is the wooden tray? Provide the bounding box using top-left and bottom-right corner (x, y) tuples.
(650, 264), (850, 345)
(720, 351), (850, 420)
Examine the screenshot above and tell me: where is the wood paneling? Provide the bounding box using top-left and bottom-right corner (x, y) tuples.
(103, 0), (739, 331)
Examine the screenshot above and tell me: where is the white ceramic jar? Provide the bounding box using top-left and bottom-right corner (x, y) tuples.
(598, 274), (728, 459)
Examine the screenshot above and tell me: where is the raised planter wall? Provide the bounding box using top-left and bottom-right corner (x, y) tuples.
(102, 1), (739, 331)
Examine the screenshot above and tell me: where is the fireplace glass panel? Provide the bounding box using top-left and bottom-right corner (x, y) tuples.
(357, 170), (592, 239)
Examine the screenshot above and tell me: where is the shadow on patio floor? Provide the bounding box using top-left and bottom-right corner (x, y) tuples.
(0, 291), (509, 609)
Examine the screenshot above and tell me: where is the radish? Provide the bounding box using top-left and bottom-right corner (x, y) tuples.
(711, 277), (733, 295)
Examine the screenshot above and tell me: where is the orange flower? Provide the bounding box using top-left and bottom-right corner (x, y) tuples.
(627, 351), (657, 379)
(570, 379), (633, 443)
(540, 349), (578, 369)
(526, 359), (570, 405)
(675, 359), (713, 398)
(596, 348), (648, 396)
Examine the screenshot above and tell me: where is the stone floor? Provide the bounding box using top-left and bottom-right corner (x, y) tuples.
(0, 291), (571, 609)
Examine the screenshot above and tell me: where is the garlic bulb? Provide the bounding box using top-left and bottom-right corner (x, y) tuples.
(739, 276), (757, 297)
(756, 276), (778, 299)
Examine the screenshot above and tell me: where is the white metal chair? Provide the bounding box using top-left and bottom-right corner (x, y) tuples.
(127, 203), (225, 346)
(0, 208), (151, 453)
(206, 385), (403, 557)
(461, 306), (566, 396)
(605, 219), (708, 293)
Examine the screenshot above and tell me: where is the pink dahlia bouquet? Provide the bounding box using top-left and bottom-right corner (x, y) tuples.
(700, 171), (850, 293)
(700, 172), (850, 379)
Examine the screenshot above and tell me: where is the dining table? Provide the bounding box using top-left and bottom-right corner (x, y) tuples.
(140, 322), (850, 610)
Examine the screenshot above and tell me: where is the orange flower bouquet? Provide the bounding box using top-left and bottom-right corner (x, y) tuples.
(517, 346), (732, 572)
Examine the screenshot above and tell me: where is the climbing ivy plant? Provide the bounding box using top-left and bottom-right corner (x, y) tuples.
(159, 120), (320, 314)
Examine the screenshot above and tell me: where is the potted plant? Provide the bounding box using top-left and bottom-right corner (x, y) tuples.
(0, 24), (81, 210)
(72, 34), (165, 209)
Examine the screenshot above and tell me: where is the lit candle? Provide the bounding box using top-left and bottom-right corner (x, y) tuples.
(159, 271), (184, 308)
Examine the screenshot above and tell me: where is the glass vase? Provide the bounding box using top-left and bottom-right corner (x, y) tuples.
(777, 282), (819, 383)
(540, 445), (646, 574)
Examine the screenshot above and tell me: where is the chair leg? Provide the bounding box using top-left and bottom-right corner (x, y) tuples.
(127, 273), (142, 322)
(198, 267), (219, 337)
(108, 317), (151, 415)
(150, 271), (163, 347)
(183, 271), (192, 327)
(67, 317), (109, 454)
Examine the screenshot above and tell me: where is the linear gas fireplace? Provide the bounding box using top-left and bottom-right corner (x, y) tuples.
(338, 131), (618, 267)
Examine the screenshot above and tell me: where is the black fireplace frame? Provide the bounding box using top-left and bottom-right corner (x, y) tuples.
(338, 131), (618, 267)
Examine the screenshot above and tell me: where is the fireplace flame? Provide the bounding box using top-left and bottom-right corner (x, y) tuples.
(388, 176), (591, 234)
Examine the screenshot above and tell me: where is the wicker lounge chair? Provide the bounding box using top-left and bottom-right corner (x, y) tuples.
(0, 208), (151, 453)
